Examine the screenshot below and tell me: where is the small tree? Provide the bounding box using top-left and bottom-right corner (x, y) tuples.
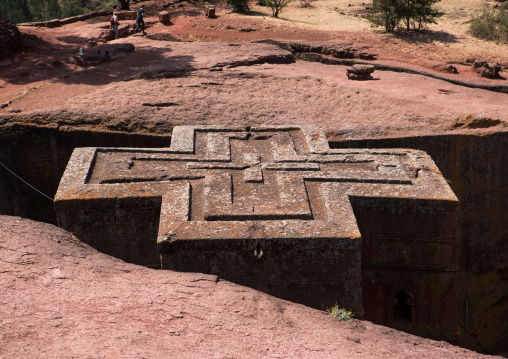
(28, 0), (61, 21)
(412, 0), (443, 30)
(367, 0), (442, 32)
(225, 0), (249, 13)
(367, 0), (400, 32)
(266, 0), (294, 17)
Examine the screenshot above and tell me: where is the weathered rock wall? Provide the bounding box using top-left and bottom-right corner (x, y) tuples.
(0, 124), (170, 224)
(330, 132), (508, 354)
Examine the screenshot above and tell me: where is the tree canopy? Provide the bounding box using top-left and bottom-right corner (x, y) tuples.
(0, 0), (119, 23)
(0, 0), (33, 23)
(367, 0), (443, 32)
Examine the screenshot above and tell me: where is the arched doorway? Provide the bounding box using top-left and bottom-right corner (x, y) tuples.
(394, 291), (413, 325)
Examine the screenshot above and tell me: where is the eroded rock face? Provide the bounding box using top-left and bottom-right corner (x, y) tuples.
(0, 215), (494, 359)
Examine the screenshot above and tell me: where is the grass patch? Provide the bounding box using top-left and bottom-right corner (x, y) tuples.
(326, 304), (354, 322)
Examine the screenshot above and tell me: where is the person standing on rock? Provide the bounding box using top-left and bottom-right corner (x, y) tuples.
(134, 5), (146, 35)
(110, 13), (119, 39)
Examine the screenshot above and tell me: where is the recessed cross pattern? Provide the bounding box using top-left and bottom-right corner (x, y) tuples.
(55, 125), (457, 247)
(54, 125), (458, 312)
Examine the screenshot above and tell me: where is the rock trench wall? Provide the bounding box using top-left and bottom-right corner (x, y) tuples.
(0, 125), (170, 224)
(0, 124), (506, 354)
(330, 133), (508, 354)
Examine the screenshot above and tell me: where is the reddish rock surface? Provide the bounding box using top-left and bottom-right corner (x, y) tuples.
(0, 0), (507, 139)
(0, 215), (502, 358)
(1, 1), (507, 356)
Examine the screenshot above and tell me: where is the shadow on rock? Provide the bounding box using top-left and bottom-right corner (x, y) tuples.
(388, 30), (459, 44)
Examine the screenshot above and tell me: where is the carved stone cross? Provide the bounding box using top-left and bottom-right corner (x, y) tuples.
(55, 126), (458, 312)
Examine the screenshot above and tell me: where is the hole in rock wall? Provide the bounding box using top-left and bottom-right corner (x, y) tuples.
(394, 291), (413, 325)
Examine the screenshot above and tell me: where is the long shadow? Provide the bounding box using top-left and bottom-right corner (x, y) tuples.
(56, 35), (93, 45)
(387, 29), (460, 44)
(170, 8), (205, 18)
(226, 9), (313, 24)
(1, 33), (195, 87)
(244, 10), (270, 17)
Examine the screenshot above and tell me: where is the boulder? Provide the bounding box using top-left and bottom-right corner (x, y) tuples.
(326, 47), (355, 59)
(346, 64), (375, 80)
(115, 11), (137, 20)
(358, 52), (377, 60)
(433, 64), (459, 74)
(446, 64), (458, 74)
(159, 11), (171, 23)
(473, 59), (502, 79)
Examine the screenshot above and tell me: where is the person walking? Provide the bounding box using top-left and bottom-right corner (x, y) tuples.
(134, 5), (146, 35)
(110, 13), (119, 39)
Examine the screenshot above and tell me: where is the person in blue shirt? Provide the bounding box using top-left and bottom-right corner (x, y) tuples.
(134, 5), (146, 35)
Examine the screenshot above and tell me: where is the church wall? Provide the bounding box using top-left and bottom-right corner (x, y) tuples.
(330, 132), (508, 353)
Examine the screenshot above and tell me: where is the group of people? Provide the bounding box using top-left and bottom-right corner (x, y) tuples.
(96, 50), (112, 62)
(109, 4), (146, 39)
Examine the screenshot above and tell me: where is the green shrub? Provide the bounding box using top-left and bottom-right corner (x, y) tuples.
(28, 0), (61, 21)
(266, 0), (294, 17)
(326, 304), (354, 322)
(98, 1), (118, 10)
(0, 0), (33, 23)
(470, 3), (508, 43)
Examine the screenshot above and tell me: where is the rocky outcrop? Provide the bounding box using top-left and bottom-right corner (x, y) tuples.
(0, 214), (497, 358)
(254, 38), (377, 60)
(473, 60), (502, 79)
(0, 18), (21, 56)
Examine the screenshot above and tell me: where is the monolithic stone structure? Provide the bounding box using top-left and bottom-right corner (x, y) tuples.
(54, 126), (458, 338)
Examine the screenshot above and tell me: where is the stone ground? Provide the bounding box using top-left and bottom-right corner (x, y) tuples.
(0, 0), (507, 139)
(0, 215), (502, 359)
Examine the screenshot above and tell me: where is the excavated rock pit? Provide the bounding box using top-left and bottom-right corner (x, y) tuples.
(0, 117), (507, 354)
